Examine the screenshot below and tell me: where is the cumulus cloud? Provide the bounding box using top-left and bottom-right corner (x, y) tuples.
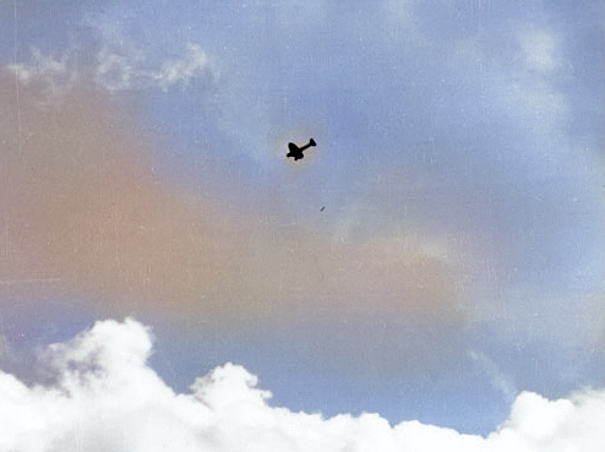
(0, 318), (603, 452)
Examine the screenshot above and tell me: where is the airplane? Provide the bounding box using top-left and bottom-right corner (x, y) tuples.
(286, 138), (316, 161)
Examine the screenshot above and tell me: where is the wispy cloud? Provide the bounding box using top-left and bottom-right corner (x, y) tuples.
(8, 48), (76, 101)
(96, 42), (215, 92)
(517, 29), (562, 73)
(154, 44), (214, 90)
(7, 28), (215, 94)
(468, 349), (518, 405)
(9, 48), (69, 85)
(1, 318), (603, 451)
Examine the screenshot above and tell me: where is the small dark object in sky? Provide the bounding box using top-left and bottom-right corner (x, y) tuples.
(287, 138), (316, 161)
(320, 206), (325, 212)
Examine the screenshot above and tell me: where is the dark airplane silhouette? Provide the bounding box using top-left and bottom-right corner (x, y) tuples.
(287, 138), (316, 161)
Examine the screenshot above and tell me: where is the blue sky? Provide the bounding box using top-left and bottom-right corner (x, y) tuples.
(1, 0), (604, 446)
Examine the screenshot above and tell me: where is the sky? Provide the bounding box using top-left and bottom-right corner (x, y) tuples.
(0, 0), (604, 449)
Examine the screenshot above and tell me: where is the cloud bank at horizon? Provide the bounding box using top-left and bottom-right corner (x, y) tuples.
(1, 317), (603, 452)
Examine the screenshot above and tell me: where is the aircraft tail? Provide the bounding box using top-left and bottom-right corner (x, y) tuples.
(309, 138), (316, 147)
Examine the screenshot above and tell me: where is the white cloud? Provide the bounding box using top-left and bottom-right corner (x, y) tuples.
(7, 48), (76, 100)
(8, 48), (69, 84)
(517, 30), (562, 73)
(500, 37), (567, 138)
(475, 26), (570, 157)
(468, 349), (518, 405)
(6, 40), (215, 95)
(84, 15), (215, 92)
(0, 317), (603, 452)
(489, 390), (605, 451)
(95, 42), (215, 92)
(153, 44), (213, 91)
